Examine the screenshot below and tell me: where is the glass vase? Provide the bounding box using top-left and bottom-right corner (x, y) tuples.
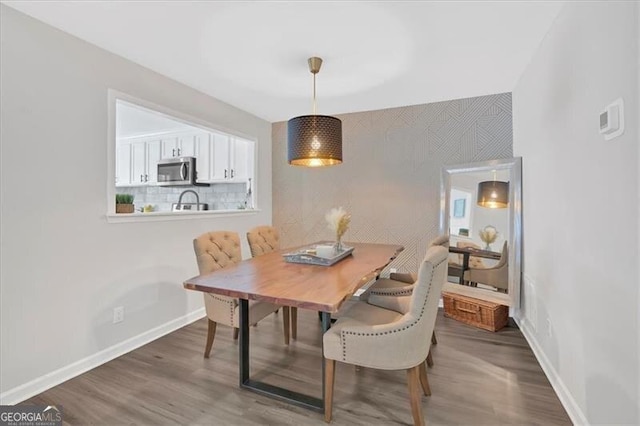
(335, 235), (343, 253)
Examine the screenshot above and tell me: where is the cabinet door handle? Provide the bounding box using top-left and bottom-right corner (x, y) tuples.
(177, 148), (181, 156)
(172, 148), (176, 157)
(224, 169), (228, 179)
(231, 169), (234, 178)
(140, 174), (144, 182)
(145, 174), (149, 182)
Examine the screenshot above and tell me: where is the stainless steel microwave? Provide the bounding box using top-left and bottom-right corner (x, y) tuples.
(157, 156), (209, 187)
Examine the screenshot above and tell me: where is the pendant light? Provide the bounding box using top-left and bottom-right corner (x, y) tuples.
(287, 57), (342, 167)
(477, 170), (509, 208)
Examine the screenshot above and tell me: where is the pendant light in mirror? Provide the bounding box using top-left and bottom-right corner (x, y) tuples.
(477, 170), (509, 208)
(287, 57), (342, 167)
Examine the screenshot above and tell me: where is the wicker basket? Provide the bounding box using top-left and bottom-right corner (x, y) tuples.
(442, 292), (508, 332)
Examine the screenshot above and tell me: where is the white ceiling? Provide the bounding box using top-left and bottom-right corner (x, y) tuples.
(4, 1), (564, 123)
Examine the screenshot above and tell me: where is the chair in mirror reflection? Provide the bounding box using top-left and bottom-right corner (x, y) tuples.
(464, 241), (509, 292)
(447, 241), (487, 282)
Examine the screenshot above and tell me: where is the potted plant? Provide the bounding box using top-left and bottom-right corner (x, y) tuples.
(115, 194), (135, 214)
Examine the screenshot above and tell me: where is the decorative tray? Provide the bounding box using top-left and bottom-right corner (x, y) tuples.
(282, 243), (354, 266)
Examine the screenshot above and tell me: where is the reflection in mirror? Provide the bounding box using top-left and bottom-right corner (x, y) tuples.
(440, 158), (522, 313)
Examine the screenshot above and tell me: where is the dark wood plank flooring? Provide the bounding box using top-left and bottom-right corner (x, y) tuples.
(26, 309), (571, 425)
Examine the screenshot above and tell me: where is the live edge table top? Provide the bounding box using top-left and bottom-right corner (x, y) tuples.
(183, 242), (404, 314)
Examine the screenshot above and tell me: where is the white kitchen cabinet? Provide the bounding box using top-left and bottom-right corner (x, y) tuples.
(230, 138), (251, 181)
(115, 142), (132, 186)
(209, 134), (253, 182)
(161, 133), (202, 159)
(161, 133), (210, 181)
(191, 133), (211, 182)
(210, 133), (231, 181)
(161, 137), (180, 159)
(116, 130), (252, 186)
(146, 140), (162, 184)
(120, 139), (161, 186)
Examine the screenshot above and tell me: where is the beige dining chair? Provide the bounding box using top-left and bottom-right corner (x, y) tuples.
(193, 231), (290, 358)
(463, 241), (509, 292)
(361, 235), (447, 365)
(455, 240), (487, 268)
(246, 225), (298, 339)
(323, 245), (448, 426)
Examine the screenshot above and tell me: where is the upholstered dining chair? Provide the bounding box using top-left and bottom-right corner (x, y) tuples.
(363, 235), (449, 298)
(361, 235), (448, 365)
(323, 245), (448, 426)
(193, 231), (290, 358)
(446, 241), (487, 283)
(246, 225), (298, 339)
(455, 240), (487, 268)
(463, 241), (509, 292)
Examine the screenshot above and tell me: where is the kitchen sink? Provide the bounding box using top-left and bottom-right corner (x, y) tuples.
(171, 203), (209, 212)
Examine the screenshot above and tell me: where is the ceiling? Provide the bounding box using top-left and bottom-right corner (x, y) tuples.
(4, 1), (564, 123)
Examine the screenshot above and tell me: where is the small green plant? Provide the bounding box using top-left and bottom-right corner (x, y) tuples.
(115, 194), (134, 204)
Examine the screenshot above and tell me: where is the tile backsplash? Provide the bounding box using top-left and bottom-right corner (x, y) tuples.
(118, 183), (250, 212)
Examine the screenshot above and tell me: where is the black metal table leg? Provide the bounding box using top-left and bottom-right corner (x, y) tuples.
(239, 299), (250, 385)
(320, 311), (332, 405)
(238, 299), (328, 412)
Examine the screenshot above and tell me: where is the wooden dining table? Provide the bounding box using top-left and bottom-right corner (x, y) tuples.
(183, 241), (403, 412)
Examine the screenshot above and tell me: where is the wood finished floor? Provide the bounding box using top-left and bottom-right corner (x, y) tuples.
(26, 309), (571, 425)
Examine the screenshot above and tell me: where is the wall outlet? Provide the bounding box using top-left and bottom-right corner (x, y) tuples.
(390, 268), (397, 273)
(113, 306), (124, 324)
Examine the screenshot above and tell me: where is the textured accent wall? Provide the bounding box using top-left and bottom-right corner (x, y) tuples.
(273, 93), (513, 274)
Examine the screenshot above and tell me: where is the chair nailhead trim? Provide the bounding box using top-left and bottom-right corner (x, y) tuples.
(207, 294), (236, 326)
(340, 257), (447, 362)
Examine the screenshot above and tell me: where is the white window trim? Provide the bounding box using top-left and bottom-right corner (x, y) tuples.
(107, 89), (259, 220)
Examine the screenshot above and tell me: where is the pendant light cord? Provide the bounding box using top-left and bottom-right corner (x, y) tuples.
(312, 72), (317, 115)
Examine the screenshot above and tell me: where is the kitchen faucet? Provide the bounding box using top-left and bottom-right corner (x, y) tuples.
(177, 189), (200, 209)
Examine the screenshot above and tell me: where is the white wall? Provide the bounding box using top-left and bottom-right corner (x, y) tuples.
(0, 6), (272, 402)
(513, 2), (638, 424)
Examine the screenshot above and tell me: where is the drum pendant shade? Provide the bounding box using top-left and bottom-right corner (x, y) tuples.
(477, 180), (509, 208)
(287, 57), (342, 167)
(287, 115), (342, 167)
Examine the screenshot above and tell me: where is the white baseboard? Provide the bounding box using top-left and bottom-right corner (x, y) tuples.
(515, 317), (589, 426)
(0, 308), (206, 405)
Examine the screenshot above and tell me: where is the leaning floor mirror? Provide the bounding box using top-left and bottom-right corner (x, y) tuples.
(439, 157), (522, 315)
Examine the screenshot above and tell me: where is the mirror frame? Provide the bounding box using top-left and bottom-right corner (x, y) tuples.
(439, 157), (523, 315)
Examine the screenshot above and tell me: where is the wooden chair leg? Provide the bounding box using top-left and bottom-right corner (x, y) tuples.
(407, 366), (425, 426)
(282, 306), (290, 345)
(431, 331), (437, 345)
(426, 350), (434, 368)
(233, 328), (239, 340)
(204, 319), (217, 358)
(324, 359), (336, 423)
(291, 307), (298, 340)
(418, 361), (432, 396)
